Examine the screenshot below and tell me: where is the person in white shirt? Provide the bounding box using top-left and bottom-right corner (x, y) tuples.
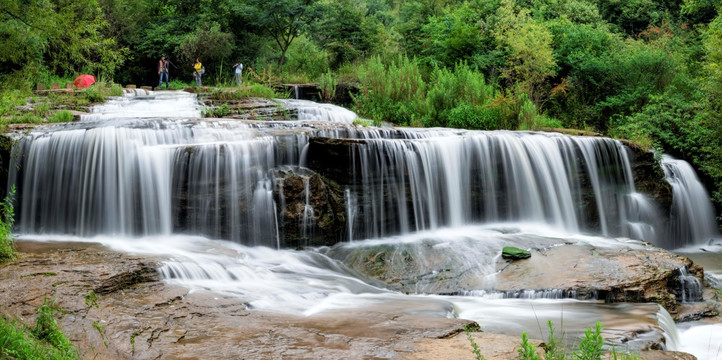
(232, 61), (243, 87)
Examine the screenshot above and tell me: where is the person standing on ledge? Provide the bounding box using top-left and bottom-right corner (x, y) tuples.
(232, 61), (243, 87)
(157, 55), (169, 90)
(193, 58), (203, 87)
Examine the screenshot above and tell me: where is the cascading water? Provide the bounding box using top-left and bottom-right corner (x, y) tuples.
(347, 131), (660, 242)
(662, 155), (719, 247)
(677, 266), (703, 303)
(8, 89), (721, 355)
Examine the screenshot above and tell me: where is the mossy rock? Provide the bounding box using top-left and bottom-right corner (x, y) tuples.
(501, 246), (531, 260)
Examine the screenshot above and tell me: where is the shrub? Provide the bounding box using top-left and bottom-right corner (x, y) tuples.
(83, 86), (104, 103)
(0, 186), (16, 263)
(447, 103), (499, 130)
(109, 83), (124, 97)
(355, 55), (426, 126)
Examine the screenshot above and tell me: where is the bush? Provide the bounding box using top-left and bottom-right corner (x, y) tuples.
(0, 186), (16, 263)
(354, 55), (427, 126)
(447, 103), (499, 130)
(83, 86), (104, 103)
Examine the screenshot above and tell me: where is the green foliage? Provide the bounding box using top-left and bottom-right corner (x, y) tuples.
(314, 0), (384, 68)
(519, 332), (541, 360)
(0, 315), (78, 360)
(573, 322), (604, 360)
(0, 186), (16, 263)
(47, 110), (74, 123)
(464, 325), (487, 360)
(245, 0), (321, 69)
(421, 4), (484, 69)
(32, 298), (77, 358)
(493, 0), (557, 104)
(177, 22), (234, 81)
(542, 321), (562, 360)
(283, 35), (330, 81)
(85, 290), (99, 308)
(83, 86), (105, 103)
(355, 55), (426, 126)
(208, 83), (282, 102)
(204, 103), (231, 118)
(447, 104), (499, 130)
(426, 63), (498, 127)
(319, 70), (337, 102)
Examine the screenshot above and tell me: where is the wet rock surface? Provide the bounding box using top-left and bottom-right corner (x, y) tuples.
(273, 167), (347, 247)
(0, 241), (481, 359)
(331, 239), (720, 315)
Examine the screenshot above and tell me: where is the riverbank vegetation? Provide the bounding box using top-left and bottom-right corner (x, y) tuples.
(0, 298), (79, 359)
(0, 186), (16, 263)
(1, 0), (721, 216)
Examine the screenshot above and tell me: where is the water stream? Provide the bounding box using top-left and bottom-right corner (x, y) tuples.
(9, 90), (722, 357)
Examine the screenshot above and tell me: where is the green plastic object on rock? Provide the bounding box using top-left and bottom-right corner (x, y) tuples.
(502, 246), (531, 260)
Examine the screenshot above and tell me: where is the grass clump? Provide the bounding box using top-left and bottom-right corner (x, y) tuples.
(33, 298), (75, 355)
(0, 315), (78, 360)
(47, 110), (74, 123)
(203, 103), (231, 118)
(0, 185), (16, 263)
(85, 290), (98, 308)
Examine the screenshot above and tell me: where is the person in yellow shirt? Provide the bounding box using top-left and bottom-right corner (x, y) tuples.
(193, 58), (203, 87)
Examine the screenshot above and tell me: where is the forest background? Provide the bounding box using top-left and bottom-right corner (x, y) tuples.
(1, 0), (721, 219)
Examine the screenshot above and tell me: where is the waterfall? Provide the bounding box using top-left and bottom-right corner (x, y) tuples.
(677, 266), (703, 303)
(662, 155), (719, 247)
(347, 131), (660, 241)
(278, 99), (358, 123)
(657, 305), (681, 350)
(6, 92), (716, 250)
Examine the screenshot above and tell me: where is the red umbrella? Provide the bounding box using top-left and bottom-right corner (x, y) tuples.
(74, 74), (95, 88)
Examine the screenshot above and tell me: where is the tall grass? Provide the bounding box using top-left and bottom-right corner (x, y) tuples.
(355, 55), (427, 126)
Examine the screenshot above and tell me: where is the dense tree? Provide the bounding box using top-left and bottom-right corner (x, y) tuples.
(244, 0), (320, 70)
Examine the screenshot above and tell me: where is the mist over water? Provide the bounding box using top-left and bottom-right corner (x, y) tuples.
(9, 90), (722, 353)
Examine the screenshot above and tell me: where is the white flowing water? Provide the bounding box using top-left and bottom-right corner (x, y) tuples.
(678, 323), (722, 360)
(277, 99), (358, 123)
(662, 155), (719, 247)
(9, 90), (721, 354)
